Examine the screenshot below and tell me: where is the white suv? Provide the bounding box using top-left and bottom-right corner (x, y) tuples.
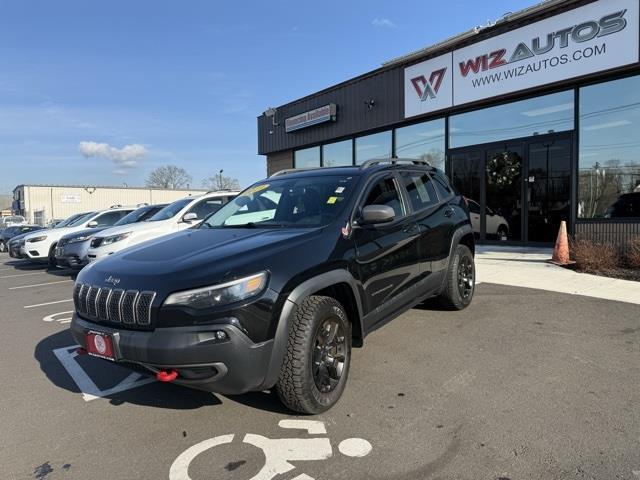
(1, 215), (27, 228)
(22, 207), (135, 265)
(86, 191), (237, 263)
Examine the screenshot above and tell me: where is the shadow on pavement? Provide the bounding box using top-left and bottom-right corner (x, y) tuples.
(35, 329), (221, 410)
(3, 260), (48, 270)
(34, 329), (293, 414)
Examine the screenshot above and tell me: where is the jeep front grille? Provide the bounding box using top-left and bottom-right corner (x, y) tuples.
(74, 282), (156, 328)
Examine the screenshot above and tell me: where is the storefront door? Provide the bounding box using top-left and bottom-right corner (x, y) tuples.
(448, 133), (572, 245)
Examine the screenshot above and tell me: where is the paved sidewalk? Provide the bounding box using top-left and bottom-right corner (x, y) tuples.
(476, 245), (640, 305)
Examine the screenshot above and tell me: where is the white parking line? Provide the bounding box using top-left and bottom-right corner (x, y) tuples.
(24, 299), (73, 309)
(0, 271), (47, 279)
(9, 279), (73, 290)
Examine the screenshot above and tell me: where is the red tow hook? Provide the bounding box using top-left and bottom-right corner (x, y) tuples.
(76, 347), (88, 355)
(156, 369), (179, 382)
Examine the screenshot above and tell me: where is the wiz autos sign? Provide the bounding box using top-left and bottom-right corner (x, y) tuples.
(404, 0), (639, 118)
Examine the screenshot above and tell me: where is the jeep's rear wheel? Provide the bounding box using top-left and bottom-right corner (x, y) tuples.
(276, 295), (351, 414)
(437, 244), (475, 310)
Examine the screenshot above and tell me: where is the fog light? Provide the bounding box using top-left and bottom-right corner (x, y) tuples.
(215, 331), (227, 340)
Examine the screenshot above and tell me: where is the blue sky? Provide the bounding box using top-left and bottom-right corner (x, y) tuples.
(0, 0), (534, 194)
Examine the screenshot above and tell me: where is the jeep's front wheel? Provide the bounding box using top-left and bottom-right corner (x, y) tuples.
(276, 295), (351, 414)
(437, 244), (475, 310)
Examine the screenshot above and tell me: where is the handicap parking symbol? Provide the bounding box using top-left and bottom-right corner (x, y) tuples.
(170, 419), (372, 480)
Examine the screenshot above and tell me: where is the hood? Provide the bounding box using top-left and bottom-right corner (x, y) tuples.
(60, 227), (108, 242)
(92, 219), (170, 239)
(9, 231), (41, 243)
(78, 227), (324, 294)
(24, 224), (86, 242)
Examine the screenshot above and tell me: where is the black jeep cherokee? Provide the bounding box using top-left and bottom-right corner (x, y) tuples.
(70, 159), (475, 414)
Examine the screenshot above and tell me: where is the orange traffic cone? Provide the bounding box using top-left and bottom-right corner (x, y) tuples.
(550, 220), (573, 266)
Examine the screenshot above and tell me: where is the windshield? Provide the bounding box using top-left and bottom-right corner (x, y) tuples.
(67, 212), (95, 227)
(148, 198), (192, 221)
(202, 175), (356, 229)
(54, 213), (84, 229)
(113, 205), (165, 226)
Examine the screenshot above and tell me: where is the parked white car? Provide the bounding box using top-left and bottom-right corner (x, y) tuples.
(0, 215), (27, 228)
(22, 206), (135, 265)
(86, 191), (237, 263)
(466, 199), (510, 240)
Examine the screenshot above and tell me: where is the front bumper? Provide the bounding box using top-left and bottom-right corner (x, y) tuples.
(9, 244), (26, 258)
(55, 242), (90, 269)
(70, 314), (275, 395)
(25, 241), (48, 260)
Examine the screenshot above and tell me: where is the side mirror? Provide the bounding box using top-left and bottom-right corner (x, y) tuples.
(359, 205), (395, 225)
(87, 220), (98, 228)
(182, 212), (199, 223)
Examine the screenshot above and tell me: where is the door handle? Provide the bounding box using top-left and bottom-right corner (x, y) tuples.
(444, 208), (455, 218)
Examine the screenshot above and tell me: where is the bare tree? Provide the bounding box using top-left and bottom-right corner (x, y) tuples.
(202, 170), (240, 191)
(146, 165), (193, 189)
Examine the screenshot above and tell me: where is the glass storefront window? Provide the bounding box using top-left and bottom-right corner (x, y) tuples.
(395, 119), (445, 171)
(450, 90), (574, 148)
(355, 131), (392, 164)
(579, 75), (640, 219)
(294, 146), (320, 168)
(322, 140), (353, 167)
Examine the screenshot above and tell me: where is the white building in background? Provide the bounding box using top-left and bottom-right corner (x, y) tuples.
(12, 184), (208, 225)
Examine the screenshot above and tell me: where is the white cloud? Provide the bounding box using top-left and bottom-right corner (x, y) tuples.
(78, 141), (148, 169)
(372, 18), (397, 28)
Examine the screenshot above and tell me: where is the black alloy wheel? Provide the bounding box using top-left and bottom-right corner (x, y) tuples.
(457, 255), (474, 300)
(312, 318), (347, 393)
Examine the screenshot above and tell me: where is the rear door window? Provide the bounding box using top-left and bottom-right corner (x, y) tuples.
(402, 173), (438, 212)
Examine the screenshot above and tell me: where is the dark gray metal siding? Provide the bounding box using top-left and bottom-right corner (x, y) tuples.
(575, 222), (640, 254)
(258, 68), (403, 155)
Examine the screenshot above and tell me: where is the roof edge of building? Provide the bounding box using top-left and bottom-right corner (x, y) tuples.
(260, 0), (580, 114)
(382, 0), (571, 67)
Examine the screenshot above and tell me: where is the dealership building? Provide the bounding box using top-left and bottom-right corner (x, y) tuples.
(258, 0), (640, 246)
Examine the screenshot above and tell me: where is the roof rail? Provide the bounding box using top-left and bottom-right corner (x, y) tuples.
(360, 158), (432, 169)
(270, 167), (319, 177)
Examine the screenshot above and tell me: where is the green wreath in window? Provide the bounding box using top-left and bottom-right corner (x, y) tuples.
(486, 151), (521, 187)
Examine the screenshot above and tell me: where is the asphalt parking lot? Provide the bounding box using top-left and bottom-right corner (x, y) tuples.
(1, 252), (639, 480)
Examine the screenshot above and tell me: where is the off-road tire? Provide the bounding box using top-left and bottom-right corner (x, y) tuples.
(437, 244), (475, 310)
(276, 295), (351, 414)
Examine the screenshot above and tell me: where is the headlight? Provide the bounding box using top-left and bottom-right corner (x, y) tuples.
(67, 235), (92, 244)
(27, 235), (47, 243)
(101, 232), (132, 246)
(164, 272), (268, 309)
